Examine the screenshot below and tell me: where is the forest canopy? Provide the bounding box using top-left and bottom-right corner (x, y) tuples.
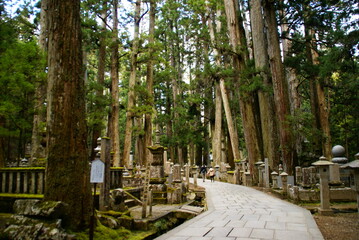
(0, 0), (358, 175)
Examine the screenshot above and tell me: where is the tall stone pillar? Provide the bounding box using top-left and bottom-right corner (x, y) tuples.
(147, 145), (167, 204)
(312, 156), (333, 215)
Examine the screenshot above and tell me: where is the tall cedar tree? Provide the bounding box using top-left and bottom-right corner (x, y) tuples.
(109, 0), (121, 167)
(123, 0), (141, 167)
(45, 0), (91, 230)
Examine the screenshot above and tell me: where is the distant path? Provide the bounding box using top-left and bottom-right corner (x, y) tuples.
(156, 179), (324, 240)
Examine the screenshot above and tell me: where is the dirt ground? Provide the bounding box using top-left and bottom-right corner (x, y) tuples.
(314, 212), (359, 240)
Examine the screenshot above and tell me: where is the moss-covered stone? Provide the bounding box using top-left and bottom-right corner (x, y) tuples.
(110, 167), (125, 170)
(0, 167), (45, 171)
(0, 193), (44, 199)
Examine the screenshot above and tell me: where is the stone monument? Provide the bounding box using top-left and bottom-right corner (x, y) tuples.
(312, 156), (333, 215)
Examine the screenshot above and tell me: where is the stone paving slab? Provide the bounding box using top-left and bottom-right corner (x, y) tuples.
(155, 180), (324, 240)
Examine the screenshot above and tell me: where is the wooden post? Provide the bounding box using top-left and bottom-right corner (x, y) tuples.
(16, 172), (21, 193)
(149, 190), (153, 216)
(30, 172), (36, 194)
(100, 137), (111, 211)
(24, 172), (29, 193)
(89, 183), (96, 240)
(1, 172), (6, 192)
(38, 171), (44, 194)
(9, 172), (13, 193)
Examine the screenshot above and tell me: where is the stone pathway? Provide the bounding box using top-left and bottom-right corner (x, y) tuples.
(156, 180), (324, 240)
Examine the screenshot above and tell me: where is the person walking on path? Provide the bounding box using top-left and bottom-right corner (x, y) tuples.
(207, 167), (215, 182)
(200, 165), (207, 182)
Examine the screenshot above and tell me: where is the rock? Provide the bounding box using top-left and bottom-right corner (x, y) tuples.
(98, 214), (119, 229)
(4, 201), (75, 240)
(13, 199), (40, 216)
(4, 216), (74, 240)
(13, 200), (69, 220)
(118, 216), (134, 229)
(4, 222), (44, 240)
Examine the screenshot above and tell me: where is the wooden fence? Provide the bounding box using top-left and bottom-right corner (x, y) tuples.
(0, 167), (123, 195)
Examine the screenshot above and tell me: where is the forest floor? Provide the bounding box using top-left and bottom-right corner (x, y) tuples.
(253, 187), (359, 240)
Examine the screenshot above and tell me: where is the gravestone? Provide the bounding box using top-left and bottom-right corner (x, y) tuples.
(302, 168), (311, 187)
(264, 158), (270, 188)
(295, 166), (302, 185)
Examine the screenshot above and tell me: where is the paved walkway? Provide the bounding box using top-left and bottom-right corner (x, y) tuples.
(156, 179), (324, 240)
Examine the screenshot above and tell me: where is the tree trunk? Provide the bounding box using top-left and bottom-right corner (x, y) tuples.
(249, 0), (280, 170)
(0, 117), (5, 167)
(144, 0), (155, 166)
(279, 1), (302, 159)
(123, 0), (141, 167)
(219, 79), (241, 161)
(223, 0), (261, 177)
(45, 0), (91, 230)
(264, 0), (295, 174)
(91, 4), (107, 161)
(31, 0), (48, 165)
(213, 82), (222, 166)
(166, 81), (175, 164)
(109, 0), (120, 167)
(135, 118), (144, 166)
(305, 26), (332, 159)
(207, 4), (240, 163)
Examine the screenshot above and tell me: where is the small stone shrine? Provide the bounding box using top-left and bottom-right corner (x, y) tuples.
(147, 145), (167, 204)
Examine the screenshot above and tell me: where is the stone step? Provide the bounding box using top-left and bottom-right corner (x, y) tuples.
(152, 197), (167, 204)
(152, 191), (167, 198)
(124, 199), (139, 208)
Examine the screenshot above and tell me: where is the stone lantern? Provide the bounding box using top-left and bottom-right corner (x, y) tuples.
(255, 161), (264, 186)
(312, 156), (333, 215)
(271, 171), (279, 189)
(340, 153), (359, 212)
(94, 137), (101, 158)
(215, 164), (220, 181)
(280, 172), (288, 194)
(192, 165), (199, 187)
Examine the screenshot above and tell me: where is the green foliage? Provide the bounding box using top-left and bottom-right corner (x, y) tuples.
(0, 12), (45, 160)
(282, 0), (359, 160)
(73, 220), (132, 240)
(321, 45), (359, 157)
(0, 0), (357, 171)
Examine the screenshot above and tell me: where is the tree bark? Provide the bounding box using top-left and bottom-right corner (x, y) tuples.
(91, 5), (107, 161)
(0, 117), (5, 167)
(207, 4), (240, 163)
(144, 0), (155, 166)
(249, 0), (280, 170)
(223, 0), (261, 177)
(31, 0), (48, 165)
(45, 0), (91, 230)
(219, 79), (241, 161)
(305, 26), (332, 159)
(264, 0), (295, 174)
(213, 82), (222, 166)
(109, 0), (120, 167)
(279, 1), (302, 159)
(123, 0), (141, 167)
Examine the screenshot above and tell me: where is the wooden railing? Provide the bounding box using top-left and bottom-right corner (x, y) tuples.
(0, 167), (44, 195)
(0, 167), (124, 195)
